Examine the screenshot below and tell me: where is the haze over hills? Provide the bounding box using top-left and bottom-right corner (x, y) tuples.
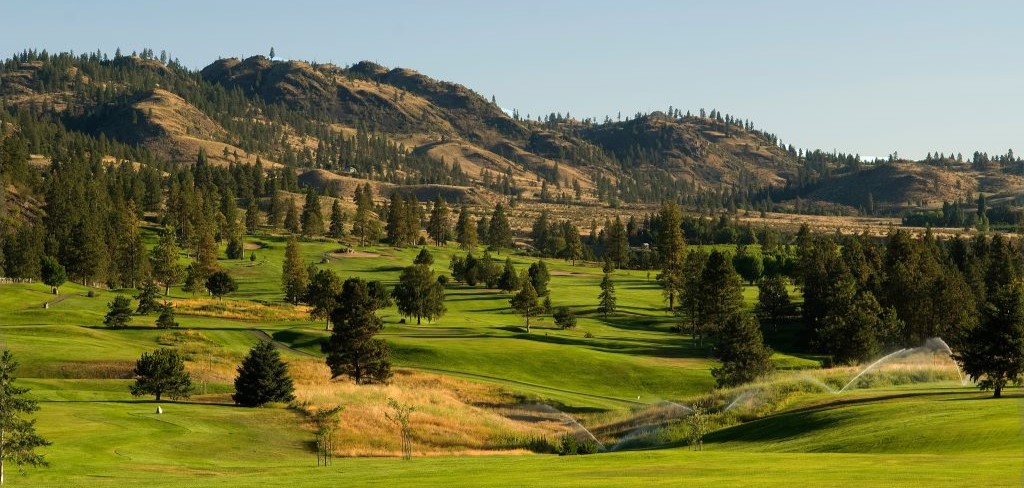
(2, 49), (1024, 221)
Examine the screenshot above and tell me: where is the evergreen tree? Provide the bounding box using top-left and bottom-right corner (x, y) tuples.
(510, 274), (542, 332)
(284, 198), (301, 234)
(553, 306), (577, 330)
(301, 189), (324, 237)
(151, 226), (183, 295)
(427, 196), (452, 246)
(597, 265), (617, 317)
(413, 248), (434, 266)
(205, 271), (237, 300)
(351, 184), (380, 246)
(245, 198), (262, 234)
(392, 263), (446, 325)
(324, 278), (391, 384)
(104, 295), (133, 329)
(0, 350), (50, 485)
(135, 279), (161, 314)
(386, 193), (409, 246)
(733, 246), (764, 285)
(756, 275), (791, 329)
(528, 260), (550, 297)
(232, 341), (295, 407)
(605, 216), (630, 269)
(497, 258), (520, 292)
(155, 303), (179, 329)
(658, 202), (687, 311)
(40, 255), (66, 295)
(193, 228), (220, 293)
(487, 204), (513, 250)
(306, 268), (342, 329)
(695, 251), (744, 346)
(268, 190), (284, 228)
(563, 222), (583, 265)
(455, 206), (477, 250)
(328, 200), (346, 239)
(711, 313), (774, 388)
(129, 348), (193, 401)
(282, 236), (307, 304)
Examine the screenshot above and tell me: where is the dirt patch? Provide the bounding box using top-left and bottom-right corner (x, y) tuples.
(243, 241), (268, 251)
(549, 270), (585, 277)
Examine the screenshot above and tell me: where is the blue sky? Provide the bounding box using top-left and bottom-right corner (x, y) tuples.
(2, 0), (1020, 159)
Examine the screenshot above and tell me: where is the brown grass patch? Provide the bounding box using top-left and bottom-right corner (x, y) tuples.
(288, 360), (567, 457)
(171, 298), (309, 321)
(40, 360), (135, 379)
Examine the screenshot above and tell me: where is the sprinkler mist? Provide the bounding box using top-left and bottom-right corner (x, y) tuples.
(526, 403), (606, 451)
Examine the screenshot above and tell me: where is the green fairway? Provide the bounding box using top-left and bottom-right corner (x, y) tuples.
(1, 235), (1021, 487)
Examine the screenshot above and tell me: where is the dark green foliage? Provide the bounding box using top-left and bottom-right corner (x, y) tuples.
(553, 306), (577, 330)
(427, 196), (452, 246)
(226, 235), (245, 260)
(130, 348), (193, 401)
(497, 258), (520, 292)
(306, 268), (342, 328)
(282, 235), (307, 304)
(392, 264), (446, 325)
(205, 270), (237, 300)
(324, 278), (391, 384)
(0, 350), (50, 478)
(150, 226), (183, 295)
(486, 204), (513, 250)
(301, 189), (324, 237)
(711, 313), (774, 388)
(104, 295), (133, 329)
(328, 200), (346, 239)
(510, 274), (543, 332)
(733, 246), (764, 285)
(367, 280), (393, 309)
(597, 269), (616, 317)
(414, 248), (434, 266)
(658, 201), (687, 311)
(385, 193), (421, 247)
(155, 303), (179, 329)
(455, 206), (477, 250)
(233, 341), (295, 407)
(40, 255), (66, 294)
(528, 260), (550, 297)
(559, 434), (600, 455)
(695, 251), (744, 345)
(756, 275), (791, 327)
(136, 279), (161, 314)
(351, 184), (381, 246)
(284, 199), (301, 234)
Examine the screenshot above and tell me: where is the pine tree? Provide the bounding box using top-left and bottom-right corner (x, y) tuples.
(455, 206), (477, 250)
(301, 189), (324, 237)
(351, 184), (379, 246)
(282, 235), (307, 304)
(756, 275), (791, 329)
(245, 198), (262, 234)
(155, 303), (179, 329)
(528, 260), (550, 297)
(193, 228), (220, 293)
(510, 272), (542, 332)
(563, 222), (583, 265)
(487, 204), (513, 250)
(658, 202), (687, 312)
(136, 279), (161, 314)
(597, 265), (617, 317)
(0, 350), (50, 485)
(695, 250), (744, 346)
(324, 278), (391, 384)
(427, 196), (451, 246)
(386, 193), (409, 246)
(605, 216), (630, 269)
(497, 258), (520, 292)
(955, 282), (1024, 398)
(284, 198), (300, 234)
(130, 348), (193, 401)
(711, 313), (774, 388)
(104, 296), (134, 329)
(553, 306), (577, 329)
(232, 341), (295, 407)
(268, 190), (284, 228)
(328, 200), (346, 239)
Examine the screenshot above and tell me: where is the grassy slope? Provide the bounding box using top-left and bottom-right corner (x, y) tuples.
(1, 233), (1020, 486)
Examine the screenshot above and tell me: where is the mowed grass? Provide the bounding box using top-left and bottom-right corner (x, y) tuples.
(2, 232), (1022, 486)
